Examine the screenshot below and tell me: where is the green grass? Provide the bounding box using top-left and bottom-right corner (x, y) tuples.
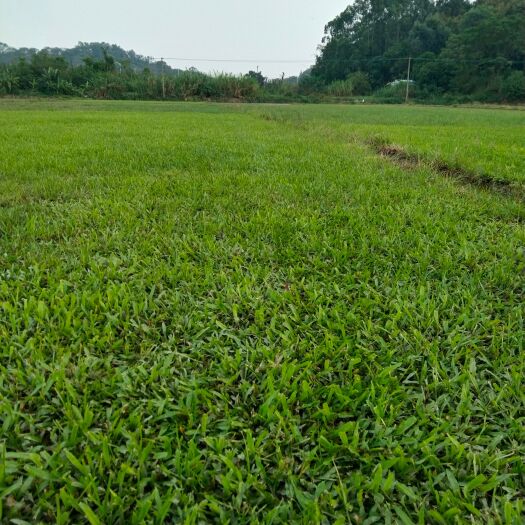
(249, 104), (525, 184)
(0, 99), (524, 524)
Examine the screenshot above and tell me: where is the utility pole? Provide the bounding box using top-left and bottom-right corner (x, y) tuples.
(405, 56), (411, 103)
(161, 57), (166, 99)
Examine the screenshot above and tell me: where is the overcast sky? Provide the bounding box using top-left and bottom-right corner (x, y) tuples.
(1, 0), (350, 77)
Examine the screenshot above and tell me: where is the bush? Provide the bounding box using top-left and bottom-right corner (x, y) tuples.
(265, 79), (299, 98)
(326, 72), (371, 97)
(0, 67), (19, 94)
(327, 79), (354, 97)
(164, 72), (259, 100)
(502, 71), (525, 101)
(298, 73), (325, 95)
(373, 82), (408, 102)
(212, 74), (260, 99)
(347, 71), (371, 95)
(57, 80), (78, 96)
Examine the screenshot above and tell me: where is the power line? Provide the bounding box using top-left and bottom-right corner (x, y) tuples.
(153, 57), (314, 64)
(152, 55), (524, 66)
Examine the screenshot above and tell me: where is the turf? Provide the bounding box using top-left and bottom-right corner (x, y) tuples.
(0, 100), (524, 524)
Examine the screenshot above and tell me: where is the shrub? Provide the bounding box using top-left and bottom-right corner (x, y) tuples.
(298, 73), (325, 95)
(347, 71), (371, 95)
(0, 67), (19, 94)
(501, 71), (525, 101)
(57, 80), (78, 96)
(327, 72), (371, 97)
(327, 78), (354, 97)
(373, 83), (406, 102)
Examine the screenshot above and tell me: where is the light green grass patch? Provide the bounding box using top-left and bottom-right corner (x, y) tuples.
(0, 100), (524, 523)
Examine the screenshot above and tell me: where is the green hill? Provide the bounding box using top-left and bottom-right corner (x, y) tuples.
(0, 41), (184, 75)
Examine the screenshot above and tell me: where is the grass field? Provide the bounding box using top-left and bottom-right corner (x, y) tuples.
(0, 99), (524, 524)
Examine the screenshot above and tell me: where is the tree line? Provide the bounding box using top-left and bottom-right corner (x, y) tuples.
(0, 43), (308, 102)
(1, 0), (524, 103)
(312, 0), (525, 102)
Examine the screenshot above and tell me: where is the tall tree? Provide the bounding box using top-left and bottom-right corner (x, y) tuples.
(313, 0), (434, 87)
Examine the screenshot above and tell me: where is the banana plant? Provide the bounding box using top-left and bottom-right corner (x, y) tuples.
(41, 67), (60, 93)
(0, 67), (20, 94)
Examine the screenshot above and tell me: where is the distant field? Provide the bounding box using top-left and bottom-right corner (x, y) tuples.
(0, 100), (524, 524)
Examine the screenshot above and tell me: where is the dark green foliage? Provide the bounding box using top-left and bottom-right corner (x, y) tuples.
(2, 0), (525, 104)
(328, 72), (372, 97)
(2, 1), (524, 105)
(0, 67), (19, 94)
(0, 49), (262, 101)
(245, 70), (266, 87)
(501, 71), (525, 101)
(0, 41), (184, 76)
(312, 0), (525, 101)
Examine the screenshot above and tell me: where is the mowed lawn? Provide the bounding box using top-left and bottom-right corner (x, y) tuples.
(0, 100), (524, 524)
